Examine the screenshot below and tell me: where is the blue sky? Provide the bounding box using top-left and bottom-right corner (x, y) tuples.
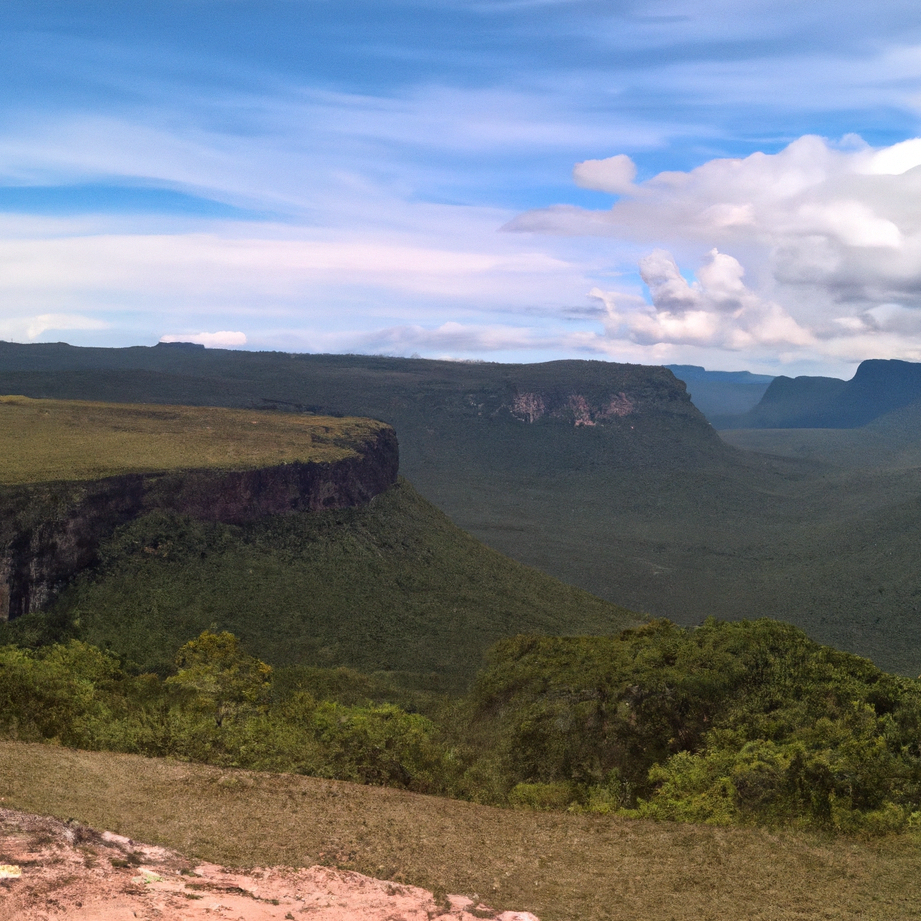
(4, 1), (921, 375)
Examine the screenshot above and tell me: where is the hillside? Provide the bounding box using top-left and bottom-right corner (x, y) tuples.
(4, 479), (638, 688)
(721, 358), (921, 430)
(2, 343), (921, 676)
(0, 345), (729, 475)
(3, 742), (921, 921)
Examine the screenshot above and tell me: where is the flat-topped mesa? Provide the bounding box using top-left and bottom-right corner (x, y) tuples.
(0, 398), (398, 621)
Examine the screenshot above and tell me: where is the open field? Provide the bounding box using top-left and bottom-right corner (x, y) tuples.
(0, 395), (384, 484)
(2, 741), (920, 921)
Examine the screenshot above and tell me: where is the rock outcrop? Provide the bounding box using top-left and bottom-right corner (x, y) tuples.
(0, 808), (540, 921)
(0, 425), (398, 621)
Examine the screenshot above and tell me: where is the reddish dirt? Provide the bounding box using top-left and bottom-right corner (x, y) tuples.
(0, 809), (539, 921)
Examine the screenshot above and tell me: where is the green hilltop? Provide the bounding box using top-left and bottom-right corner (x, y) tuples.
(0, 395), (383, 484)
(0, 394), (637, 688)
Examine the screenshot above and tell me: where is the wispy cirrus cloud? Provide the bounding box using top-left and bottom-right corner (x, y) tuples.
(4, 2), (921, 372)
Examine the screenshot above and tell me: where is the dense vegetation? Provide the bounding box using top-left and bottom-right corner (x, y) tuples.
(1, 481), (637, 689)
(462, 619), (921, 833)
(4, 618), (921, 835)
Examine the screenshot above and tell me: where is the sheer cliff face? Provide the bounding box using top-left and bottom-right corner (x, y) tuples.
(0, 426), (398, 622)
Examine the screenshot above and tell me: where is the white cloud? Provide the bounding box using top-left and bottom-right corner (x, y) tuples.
(591, 248), (813, 352)
(508, 134), (921, 365)
(0, 210), (602, 354)
(573, 155), (637, 195)
(20, 313), (108, 339)
(160, 331), (247, 348)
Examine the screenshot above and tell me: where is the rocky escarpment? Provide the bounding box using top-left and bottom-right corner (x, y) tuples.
(0, 426), (398, 622)
(0, 346), (727, 472)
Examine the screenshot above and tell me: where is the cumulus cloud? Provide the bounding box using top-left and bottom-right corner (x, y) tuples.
(573, 155), (637, 195)
(507, 134), (921, 363)
(591, 248), (813, 352)
(160, 331), (247, 348)
(22, 312), (109, 339)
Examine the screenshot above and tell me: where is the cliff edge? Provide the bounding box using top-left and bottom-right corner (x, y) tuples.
(0, 399), (398, 621)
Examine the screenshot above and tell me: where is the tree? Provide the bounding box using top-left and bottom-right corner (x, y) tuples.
(165, 631), (271, 727)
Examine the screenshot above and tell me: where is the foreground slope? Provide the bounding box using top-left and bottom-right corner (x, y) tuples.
(1, 808), (534, 921)
(3, 741), (920, 921)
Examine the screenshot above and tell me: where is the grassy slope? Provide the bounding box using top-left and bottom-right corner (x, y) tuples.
(0, 395), (383, 484)
(23, 479), (637, 688)
(2, 741), (920, 921)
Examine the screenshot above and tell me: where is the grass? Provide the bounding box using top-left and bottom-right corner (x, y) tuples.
(0, 395), (385, 484)
(2, 740), (921, 921)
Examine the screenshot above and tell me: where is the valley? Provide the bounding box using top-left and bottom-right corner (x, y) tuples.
(3, 345), (921, 920)
(0, 342), (915, 676)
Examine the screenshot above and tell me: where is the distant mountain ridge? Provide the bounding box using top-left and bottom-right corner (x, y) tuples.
(0, 344), (729, 475)
(665, 364), (775, 421)
(723, 359), (921, 429)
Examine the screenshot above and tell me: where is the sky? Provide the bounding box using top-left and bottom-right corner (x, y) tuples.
(4, 2), (921, 375)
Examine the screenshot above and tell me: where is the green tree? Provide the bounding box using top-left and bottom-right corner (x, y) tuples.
(165, 631), (272, 727)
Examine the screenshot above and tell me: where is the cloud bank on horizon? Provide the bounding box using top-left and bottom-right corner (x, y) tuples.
(4, 0), (921, 376)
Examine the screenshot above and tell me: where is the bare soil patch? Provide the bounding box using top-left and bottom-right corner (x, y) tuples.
(0, 808), (537, 921)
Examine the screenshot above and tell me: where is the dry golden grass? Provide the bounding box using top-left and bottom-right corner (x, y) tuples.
(1, 741), (919, 921)
(0, 396), (386, 484)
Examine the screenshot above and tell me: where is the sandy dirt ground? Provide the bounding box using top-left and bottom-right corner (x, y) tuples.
(0, 808), (539, 921)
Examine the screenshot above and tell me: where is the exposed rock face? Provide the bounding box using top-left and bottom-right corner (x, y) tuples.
(0, 808), (540, 921)
(0, 426), (398, 622)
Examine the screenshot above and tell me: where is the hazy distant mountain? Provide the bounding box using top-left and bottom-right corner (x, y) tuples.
(723, 359), (921, 429)
(665, 364), (775, 421)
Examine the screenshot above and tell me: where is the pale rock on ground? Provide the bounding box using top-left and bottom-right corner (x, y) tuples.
(0, 809), (539, 921)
